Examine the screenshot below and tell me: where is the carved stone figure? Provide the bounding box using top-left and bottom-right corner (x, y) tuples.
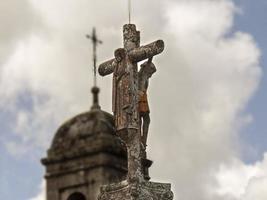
(98, 25), (164, 134)
(98, 24), (173, 200)
(138, 57), (156, 148)
(98, 47), (139, 131)
(98, 24), (164, 183)
(113, 48), (131, 130)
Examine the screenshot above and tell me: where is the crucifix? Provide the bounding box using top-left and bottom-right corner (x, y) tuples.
(98, 24), (164, 182)
(86, 27), (103, 87)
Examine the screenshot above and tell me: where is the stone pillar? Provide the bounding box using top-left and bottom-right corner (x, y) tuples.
(121, 24), (143, 183)
(118, 129), (143, 183)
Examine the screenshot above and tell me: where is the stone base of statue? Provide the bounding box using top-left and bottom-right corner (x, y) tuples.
(98, 180), (173, 200)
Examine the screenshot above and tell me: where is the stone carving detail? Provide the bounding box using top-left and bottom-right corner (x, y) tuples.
(98, 24), (173, 200)
(98, 25), (164, 133)
(98, 181), (173, 200)
(138, 57), (156, 147)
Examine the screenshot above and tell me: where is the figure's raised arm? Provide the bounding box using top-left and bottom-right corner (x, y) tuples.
(128, 40), (164, 63)
(98, 48), (126, 76)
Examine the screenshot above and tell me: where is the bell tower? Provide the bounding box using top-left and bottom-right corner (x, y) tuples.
(41, 87), (127, 200)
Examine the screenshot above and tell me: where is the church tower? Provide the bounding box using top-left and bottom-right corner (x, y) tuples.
(41, 87), (127, 200)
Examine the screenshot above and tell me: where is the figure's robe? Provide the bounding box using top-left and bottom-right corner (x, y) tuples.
(113, 59), (131, 130)
(99, 58), (139, 131)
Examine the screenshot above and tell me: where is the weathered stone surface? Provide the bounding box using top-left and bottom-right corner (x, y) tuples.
(98, 25), (164, 133)
(97, 23), (173, 200)
(44, 109), (125, 161)
(98, 181), (173, 200)
(117, 129), (143, 183)
(42, 88), (128, 200)
(128, 40), (164, 63)
(98, 24), (165, 181)
(123, 24), (140, 50)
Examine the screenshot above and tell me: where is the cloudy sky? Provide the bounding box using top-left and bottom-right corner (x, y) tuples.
(0, 0), (267, 200)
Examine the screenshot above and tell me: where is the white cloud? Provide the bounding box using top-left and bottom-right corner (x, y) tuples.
(0, 0), (42, 66)
(213, 153), (267, 200)
(0, 0), (264, 200)
(147, 1), (261, 199)
(29, 181), (46, 200)
(244, 177), (267, 200)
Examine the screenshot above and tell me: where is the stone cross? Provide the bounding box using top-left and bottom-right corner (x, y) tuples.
(98, 24), (164, 183)
(86, 27), (102, 86)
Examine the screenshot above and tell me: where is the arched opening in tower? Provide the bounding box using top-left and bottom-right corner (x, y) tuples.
(67, 192), (86, 200)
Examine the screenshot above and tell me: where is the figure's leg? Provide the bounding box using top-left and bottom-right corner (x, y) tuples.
(142, 113), (150, 147)
(140, 114), (145, 147)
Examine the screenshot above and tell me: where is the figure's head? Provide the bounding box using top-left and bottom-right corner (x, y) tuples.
(147, 63), (156, 78)
(140, 61), (156, 78)
(114, 48), (126, 62)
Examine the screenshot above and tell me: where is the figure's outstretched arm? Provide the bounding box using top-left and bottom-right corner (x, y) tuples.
(129, 40), (164, 63)
(98, 59), (116, 76)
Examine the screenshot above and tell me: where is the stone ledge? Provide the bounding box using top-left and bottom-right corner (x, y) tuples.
(98, 180), (173, 200)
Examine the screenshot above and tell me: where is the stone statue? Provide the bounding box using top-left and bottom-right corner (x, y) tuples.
(99, 25), (164, 134)
(113, 48), (137, 131)
(99, 47), (139, 131)
(138, 57), (156, 148)
(98, 24), (165, 183)
(98, 24), (173, 200)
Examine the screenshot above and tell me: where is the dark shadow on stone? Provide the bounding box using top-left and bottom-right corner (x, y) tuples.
(67, 192), (86, 200)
